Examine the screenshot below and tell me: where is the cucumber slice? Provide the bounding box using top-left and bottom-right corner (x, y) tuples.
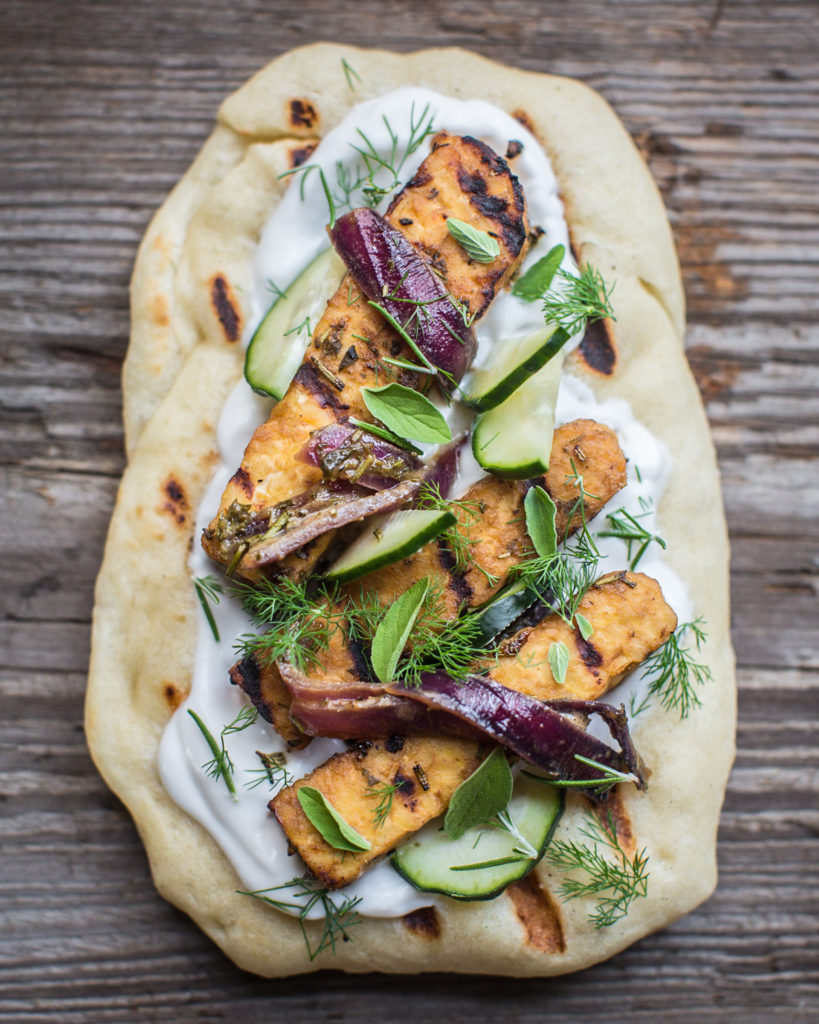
(462, 325), (569, 412)
(471, 351), (565, 480)
(392, 775), (564, 901)
(244, 248), (346, 399)
(324, 507), (456, 584)
(472, 580), (538, 642)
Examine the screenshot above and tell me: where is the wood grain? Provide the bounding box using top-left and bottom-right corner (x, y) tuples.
(2, 0), (817, 1020)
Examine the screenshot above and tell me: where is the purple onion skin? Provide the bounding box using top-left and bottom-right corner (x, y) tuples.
(329, 208), (477, 388)
(387, 673), (646, 788)
(298, 421), (420, 491)
(240, 477), (421, 570)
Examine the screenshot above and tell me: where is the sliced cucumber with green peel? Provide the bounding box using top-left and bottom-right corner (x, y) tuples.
(472, 580), (538, 642)
(461, 325), (569, 412)
(392, 775), (564, 901)
(323, 508), (456, 584)
(471, 351), (565, 480)
(244, 248), (346, 400)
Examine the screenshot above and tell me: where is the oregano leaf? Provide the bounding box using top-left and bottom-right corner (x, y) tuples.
(370, 578), (429, 683)
(362, 382), (452, 444)
(512, 245), (566, 302)
(444, 746), (513, 840)
(297, 786), (372, 852)
(524, 485), (558, 560)
(446, 217), (501, 264)
(548, 640), (570, 685)
(576, 613), (594, 640)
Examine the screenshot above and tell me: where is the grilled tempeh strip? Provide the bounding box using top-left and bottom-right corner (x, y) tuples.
(270, 737), (486, 890)
(271, 571), (676, 887)
(202, 132), (528, 579)
(491, 571), (678, 700)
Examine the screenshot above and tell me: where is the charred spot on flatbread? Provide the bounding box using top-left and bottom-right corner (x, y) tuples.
(402, 906), (441, 940)
(506, 875), (566, 954)
(163, 681), (185, 711)
(210, 275), (241, 343)
(289, 142), (317, 168)
(289, 98), (318, 129)
(577, 318), (618, 375)
(161, 476), (188, 525)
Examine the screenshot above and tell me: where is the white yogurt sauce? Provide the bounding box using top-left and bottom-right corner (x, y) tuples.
(158, 89), (689, 921)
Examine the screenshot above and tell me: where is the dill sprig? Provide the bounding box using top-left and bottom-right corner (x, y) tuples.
(597, 507), (667, 569)
(352, 102), (436, 206)
(417, 482), (499, 586)
(542, 263), (616, 336)
(547, 810), (650, 929)
(234, 576), (382, 674)
(187, 704), (259, 800)
(510, 532), (600, 627)
(391, 584), (492, 687)
(641, 618), (712, 719)
(244, 750), (293, 792)
(366, 782), (400, 829)
(238, 875), (362, 960)
(194, 574), (222, 643)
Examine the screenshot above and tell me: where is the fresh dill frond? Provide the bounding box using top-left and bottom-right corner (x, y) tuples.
(641, 618), (712, 719)
(510, 534), (600, 627)
(366, 782), (400, 829)
(542, 263), (616, 336)
(547, 810), (650, 929)
(221, 704), (259, 735)
(340, 57), (360, 91)
(391, 584), (491, 687)
(244, 750), (294, 792)
(187, 709), (237, 800)
(597, 507), (667, 569)
(238, 874), (362, 960)
(417, 482), (498, 586)
(194, 574), (222, 642)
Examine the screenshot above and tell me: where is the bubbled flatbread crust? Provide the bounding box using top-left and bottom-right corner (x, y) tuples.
(87, 43), (735, 977)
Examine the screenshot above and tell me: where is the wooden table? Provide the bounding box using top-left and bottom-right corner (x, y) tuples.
(3, 1), (817, 1020)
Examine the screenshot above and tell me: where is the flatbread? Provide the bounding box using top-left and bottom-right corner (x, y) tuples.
(87, 43), (735, 977)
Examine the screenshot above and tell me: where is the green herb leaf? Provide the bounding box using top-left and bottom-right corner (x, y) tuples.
(512, 245), (566, 302)
(371, 578), (429, 683)
(576, 613), (594, 640)
(297, 786), (372, 852)
(446, 217), (501, 263)
(348, 416), (422, 455)
(524, 485), (558, 560)
(444, 746), (513, 840)
(548, 641), (570, 684)
(362, 382), (452, 444)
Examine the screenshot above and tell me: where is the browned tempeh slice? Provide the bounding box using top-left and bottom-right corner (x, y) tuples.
(354, 419), (628, 613)
(202, 132), (528, 577)
(492, 572), (678, 700)
(229, 656), (309, 750)
(270, 736), (485, 889)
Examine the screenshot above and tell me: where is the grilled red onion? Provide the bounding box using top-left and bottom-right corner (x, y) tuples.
(298, 421), (421, 491)
(329, 208), (477, 389)
(387, 673), (646, 788)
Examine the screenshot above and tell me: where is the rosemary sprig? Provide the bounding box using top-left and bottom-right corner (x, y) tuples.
(351, 102), (436, 206)
(366, 782), (400, 829)
(238, 875), (362, 960)
(244, 750), (293, 792)
(547, 810), (650, 929)
(194, 574), (222, 642)
(523, 756), (637, 794)
(542, 263), (616, 336)
(641, 618), (712, 718)
(597, 507), (667, 569)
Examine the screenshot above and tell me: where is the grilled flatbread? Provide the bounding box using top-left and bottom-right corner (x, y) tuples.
(87, 43), (735, 977)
